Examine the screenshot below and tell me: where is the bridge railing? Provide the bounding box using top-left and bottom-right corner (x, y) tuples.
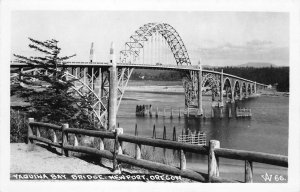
(27, 118), (288, 183)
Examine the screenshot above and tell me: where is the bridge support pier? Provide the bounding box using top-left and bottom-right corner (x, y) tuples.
(231, 87), (235, 103)
(219, 69), (224, 107)
(197, 69), (203, 115)
(108, 42), (117, 130)
(239, 82), (243, 100)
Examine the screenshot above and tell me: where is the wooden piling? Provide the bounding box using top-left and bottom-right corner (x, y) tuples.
(62, 124), (69, 157)
(170, 107), (173, 119)
(149, 105), (152, 117)
(228, 107), (232, 118)
(208, 140), (220, 182)
(163, 108), (166, 118)
(211, 108), (214, 118)
(178, 108), (181, 119)
(245, 160), (253, 183)
(173, 126), (177, 141)
(156, 107), (158, 118)
(220, 108), (223, 118)
(152, 124), (156, 139)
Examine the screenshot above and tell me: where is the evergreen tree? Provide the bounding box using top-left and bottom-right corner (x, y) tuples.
(12, 38), (95, 129)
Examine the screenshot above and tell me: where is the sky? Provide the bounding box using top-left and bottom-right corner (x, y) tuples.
(11, 11), (289, 66)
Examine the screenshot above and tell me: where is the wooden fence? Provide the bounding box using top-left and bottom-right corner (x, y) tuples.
(27, 118), (288, 183)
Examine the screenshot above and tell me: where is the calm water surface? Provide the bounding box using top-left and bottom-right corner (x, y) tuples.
(117, 91), (289, 182)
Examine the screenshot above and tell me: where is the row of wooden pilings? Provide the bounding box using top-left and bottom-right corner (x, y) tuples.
(136, 105), (252, 119)
(136, 105), (182, 119)
(134, 123), (177, 141)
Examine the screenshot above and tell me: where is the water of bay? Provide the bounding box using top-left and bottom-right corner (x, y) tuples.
(117, 90), (289, 182)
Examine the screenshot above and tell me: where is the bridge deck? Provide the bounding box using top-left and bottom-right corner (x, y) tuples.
(10, 61), (267, 86)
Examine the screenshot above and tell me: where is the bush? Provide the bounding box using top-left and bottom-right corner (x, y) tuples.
(10, 109), (27, 143)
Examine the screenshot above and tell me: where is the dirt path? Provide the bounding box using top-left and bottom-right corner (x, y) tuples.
(10, 143), (114, 174)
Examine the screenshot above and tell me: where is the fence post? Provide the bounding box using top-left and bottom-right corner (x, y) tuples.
(53, 130), (58, 143)
(245, 160), (253, 183)
(178, 108), (181, 119)
(180, 149), (186, 170)
(170, 107), (173, 119)
(156, 107), (158, 118)
(62, 124), (69, 157)
(113, 128), (123, 173)
(36, 125), (41, 138)
(27, 118), (35, 150)
(208, 140), (220, 182)
(74, 135), (79, 146)
(99, 137), (104, 164)
(135, 125), (141, 160)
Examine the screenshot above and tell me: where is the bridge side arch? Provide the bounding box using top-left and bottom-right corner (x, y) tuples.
(202, 73), (220, 101)
(247, 83), (252, 95)
(232, 80), (241, 100)
(241, 82), (247, 98)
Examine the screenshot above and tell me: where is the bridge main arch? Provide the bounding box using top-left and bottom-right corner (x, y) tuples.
(120, 23), (191, 66)
(118, 22), (197, 110)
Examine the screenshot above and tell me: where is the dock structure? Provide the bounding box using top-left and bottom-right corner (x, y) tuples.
(236, 108), (252, 117)
(178, 132), (206, 146)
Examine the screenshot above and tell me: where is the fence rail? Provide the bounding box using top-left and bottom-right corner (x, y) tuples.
(27, 118), (288, 183)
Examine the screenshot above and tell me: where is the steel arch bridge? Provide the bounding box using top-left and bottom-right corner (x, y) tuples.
(10, 22), (268, 129)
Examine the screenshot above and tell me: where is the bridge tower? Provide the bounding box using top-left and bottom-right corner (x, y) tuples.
(108, 42), (117, 130)
(89, 42), (94, 62)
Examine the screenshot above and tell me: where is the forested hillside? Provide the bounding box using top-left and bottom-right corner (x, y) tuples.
(130, 66), (289, 92)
